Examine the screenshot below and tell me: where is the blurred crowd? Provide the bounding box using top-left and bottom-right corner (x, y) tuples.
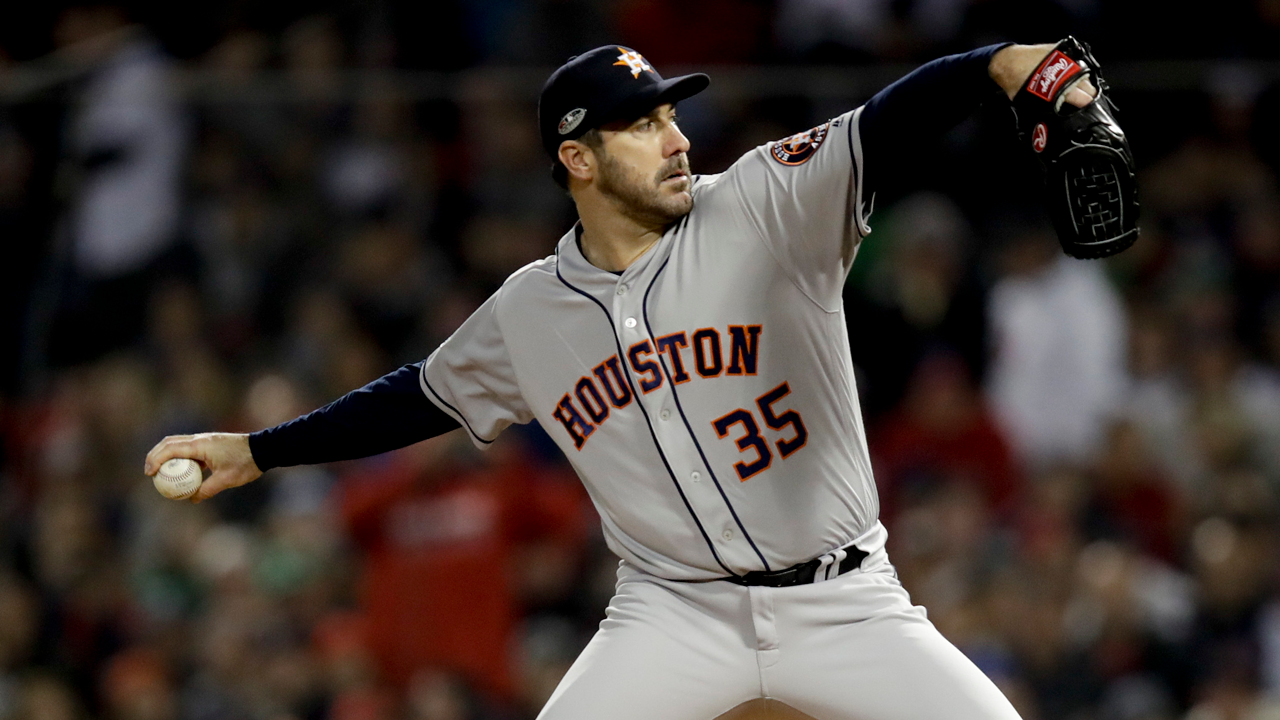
(2, 2), (1280, 720)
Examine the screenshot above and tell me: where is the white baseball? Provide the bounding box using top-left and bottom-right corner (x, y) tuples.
(153, 458), (203, 500)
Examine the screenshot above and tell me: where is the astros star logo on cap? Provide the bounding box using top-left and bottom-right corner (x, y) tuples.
(613, 48), (654, 79)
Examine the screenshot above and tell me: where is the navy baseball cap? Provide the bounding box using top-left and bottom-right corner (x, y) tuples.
(538, 46), (710, 158)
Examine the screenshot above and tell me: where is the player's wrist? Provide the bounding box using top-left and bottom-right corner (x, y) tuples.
(989, 44), (1056, 100)
(231, 433), (262, 475)
(244, 429), (273, 473)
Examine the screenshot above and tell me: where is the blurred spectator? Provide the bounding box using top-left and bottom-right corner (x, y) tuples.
(774, 0), (900, 61)
(339, 434), (588, 702)
(1082, 421), (1184, 563)
(280, 288), (387, 401)
(615, 0), (770, 65)
(0, 577), (40, 715)
(320, 90), (413, 221)
(847, 192), (987, 417)
(872, 351), (1021, 523)
(0, 124), (38, 395)
(45, 5), (188, 368)
(12, 672), (83, 720)
(403, 668), (476, 720)
(99, 648), (177, 720)
(146, 283), (236, 432)
(333, 222), (448, 361)
(1122, 306), (1200, 492)
(986, 230), (1128, 470)
(1186, 515), (1280, 716)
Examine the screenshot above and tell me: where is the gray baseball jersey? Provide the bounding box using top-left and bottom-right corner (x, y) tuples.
(421, 107), (883, 581)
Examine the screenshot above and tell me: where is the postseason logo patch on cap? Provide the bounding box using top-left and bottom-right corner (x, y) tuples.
(559, 108), (587, 135)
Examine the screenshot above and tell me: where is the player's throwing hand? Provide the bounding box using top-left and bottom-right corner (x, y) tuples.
(144, 433), (262, 504)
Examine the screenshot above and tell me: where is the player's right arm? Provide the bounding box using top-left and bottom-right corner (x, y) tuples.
(146, 282), (535, 503)
(144, 362), (462, 503)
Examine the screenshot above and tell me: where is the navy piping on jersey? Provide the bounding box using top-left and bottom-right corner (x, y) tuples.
(420, 366), (495, 445)
(642, 255), (772, 573)
(553, 245), (734, 576)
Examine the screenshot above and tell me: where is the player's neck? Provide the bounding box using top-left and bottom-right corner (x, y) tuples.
(575, 201), (666, 273)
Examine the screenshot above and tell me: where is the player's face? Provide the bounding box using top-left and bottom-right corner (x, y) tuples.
(595, 104), (693, 225)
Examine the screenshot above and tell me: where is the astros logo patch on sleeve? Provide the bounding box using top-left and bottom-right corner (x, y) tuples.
(770, 122), (830, 166)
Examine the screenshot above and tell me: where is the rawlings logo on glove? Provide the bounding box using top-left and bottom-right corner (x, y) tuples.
(1026, 51), (1083, 101)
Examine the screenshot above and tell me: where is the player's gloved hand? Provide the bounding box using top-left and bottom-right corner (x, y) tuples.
(1007, 37), (1140, 259)
(144, 432), (262, 504)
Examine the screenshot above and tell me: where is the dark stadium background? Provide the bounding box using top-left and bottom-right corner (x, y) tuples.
(2, 2), (1280, 719)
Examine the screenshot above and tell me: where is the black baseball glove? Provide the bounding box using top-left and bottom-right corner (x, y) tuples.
(1012, 37), (1139, 259)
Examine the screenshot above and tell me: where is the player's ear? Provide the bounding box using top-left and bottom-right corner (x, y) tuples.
(559, 140), (595, 183)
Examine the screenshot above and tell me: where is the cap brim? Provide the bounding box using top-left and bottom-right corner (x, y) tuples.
(605, 73), (710, 126)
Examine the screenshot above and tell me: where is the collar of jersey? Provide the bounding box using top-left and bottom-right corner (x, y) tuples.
(556, 220), (673, 295)
(557, 173), (705, 288)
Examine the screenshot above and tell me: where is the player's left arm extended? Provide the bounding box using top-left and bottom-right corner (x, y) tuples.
(857, 43), (1093, 199)
(860, 41), (1137, 259)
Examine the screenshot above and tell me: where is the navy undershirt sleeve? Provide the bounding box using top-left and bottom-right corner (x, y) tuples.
(248, 362), (461, 471)
(859, 43), (1013, 200)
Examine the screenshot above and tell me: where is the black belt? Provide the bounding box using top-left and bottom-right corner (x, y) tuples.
(723, 546), (869, 588)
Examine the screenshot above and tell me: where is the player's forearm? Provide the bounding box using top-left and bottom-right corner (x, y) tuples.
(248, 362), (461, 470)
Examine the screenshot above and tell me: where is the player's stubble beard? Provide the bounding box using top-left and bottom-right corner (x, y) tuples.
(596, 149), (693, 227)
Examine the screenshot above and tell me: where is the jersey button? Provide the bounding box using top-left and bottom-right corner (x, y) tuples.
(660, 409), (671, 421)
(690, 471), (701, 482)
(722, 529), (734, 541)
(616, 285), (628, 295)
(624, 317), (637, 328)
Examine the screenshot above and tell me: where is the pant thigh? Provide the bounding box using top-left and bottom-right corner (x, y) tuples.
(765, 569), (1022, 720)
(537, 569), (761, 720)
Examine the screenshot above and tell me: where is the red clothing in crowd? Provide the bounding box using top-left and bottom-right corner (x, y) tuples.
(874, 406), (1021, 521)
(340, 442), (588, 699)
(1091, 476), (1180, 562)
(871, 357), (1022, 522)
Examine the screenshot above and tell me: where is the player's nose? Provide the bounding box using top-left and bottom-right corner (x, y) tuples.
(664, 123), (691, 157)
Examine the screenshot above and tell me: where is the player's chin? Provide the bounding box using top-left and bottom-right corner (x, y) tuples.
(660, 192), (693, 220)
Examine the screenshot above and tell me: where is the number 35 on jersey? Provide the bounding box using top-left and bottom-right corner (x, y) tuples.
(549, 322), (809, 481)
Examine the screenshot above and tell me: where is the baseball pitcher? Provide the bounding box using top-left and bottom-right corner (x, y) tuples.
(147, 39), (1136, 719)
